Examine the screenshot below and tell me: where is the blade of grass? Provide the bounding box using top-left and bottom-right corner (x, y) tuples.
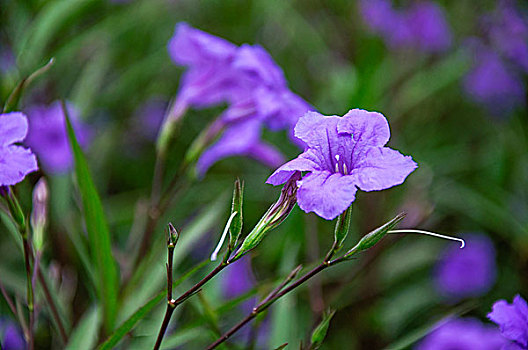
(63, 101), (119, 333)
(65, 307), (100, 350)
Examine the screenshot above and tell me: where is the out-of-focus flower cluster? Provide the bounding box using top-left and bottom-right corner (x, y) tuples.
(167, 23), (312, 176)
(463, 1), (528, 114)
(360, 0), (452, 53)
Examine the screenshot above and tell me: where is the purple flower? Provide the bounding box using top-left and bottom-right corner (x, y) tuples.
(462, 1), (528, 114)
(486, 1), (528, 73)
(222, 255), (255, 300)
(0, 320), (25, 350)
(360, 0), (451, 53)
(0, 112), (38, 186)
(434, 233), (497, 299)
(417, 318), (505, 350)
(168, 23), (240, 109)
(168, 23), (311, 176)
(488, 295), (528, 349)
(266, 110), (417, 220)
(24, 101), (91, 174)
(133, 98), (167, 141)
(463, 44), (525, 114)
(406, 1), (452, 52)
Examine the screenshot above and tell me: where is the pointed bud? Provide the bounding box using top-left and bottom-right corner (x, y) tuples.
(228, 179), (244, 251)
(31, 178), (49, 251)
(232, 172), (301, 261)
(167, 223), (179, 247)
(310, 309), (336, 350)
(344, 213), (406, 258)
(156, 99), (187, 159)
(333, 206), (352, 252)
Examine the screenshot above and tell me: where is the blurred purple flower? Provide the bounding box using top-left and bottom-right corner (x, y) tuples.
(0, 45), (16, 74)
(463, 1), (528, 114)
(133, 99), (167, 141)
(417, 318), (505, 350)
(486, 1), (528, 73)
(463, 45), (526, 114)
(24, 101), (91, 174)
(267, 109), (417, 220)
(406, 2), (452, 52)
(488, 295), (528, 349)
(222, 255), (255, 300)
(0, 320), (25, 350)
(168, 22), (240, 109)
(434, 233), (497, 299)
(0, 112), (38, 186)
(360, 0), (451, 53)
(168, 23), (311, 176)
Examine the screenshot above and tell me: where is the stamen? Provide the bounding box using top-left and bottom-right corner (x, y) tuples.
(388, 229), (465, 248)
(334, 155), (341, 173)
(343, 163), (348, 175)
(210, 211), (238, 261)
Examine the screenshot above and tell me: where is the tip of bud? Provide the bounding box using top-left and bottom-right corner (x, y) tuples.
(167, 223), (179, 245)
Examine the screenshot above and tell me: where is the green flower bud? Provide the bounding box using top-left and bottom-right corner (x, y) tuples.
(31, 178), (49, 251)
(333, 205), (352, 252)
(344, 213), (406, 258)
(310, 309), (336, 350)
(232, 172), (301, 261)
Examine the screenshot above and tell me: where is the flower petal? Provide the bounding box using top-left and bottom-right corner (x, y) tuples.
(266, 149), (321, 186)
(337, 109), (390, 147)
(168, 22), (237, 67)
(0, 112), (29, 146)
(196, 118), (262, 176)
(233, 45), (286, 87)
(351, 147), (417, 191)
(488, 295), (528, 347)
(297, 171), (357, 220)
(294, 111), (340, 148)
(0, 145), (38, 186)
(247, 142), (285, 169)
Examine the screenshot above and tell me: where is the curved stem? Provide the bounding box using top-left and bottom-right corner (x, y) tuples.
(207, 258), (344, 350)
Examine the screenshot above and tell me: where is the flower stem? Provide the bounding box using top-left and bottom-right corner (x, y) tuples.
(153, 232), (176, 350)
(22, 236), (35, 350)
(36, 268), (68, 344)
(206, 258), (343, 350)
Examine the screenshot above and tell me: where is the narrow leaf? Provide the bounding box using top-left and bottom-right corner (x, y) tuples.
(63, 101), (118, 332)
(228, 178), (244, 251)
(65, 307), (100, 350)
(310, 309), (336, 350)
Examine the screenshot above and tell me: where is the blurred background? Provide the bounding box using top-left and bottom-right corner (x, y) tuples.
(1, 0), (527, 349)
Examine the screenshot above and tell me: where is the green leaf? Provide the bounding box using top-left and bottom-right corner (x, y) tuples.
(98, 294), (163, 350)
(65, 307), (100, 350)
(228, 178), (244, 251)
(310, 309), (336, 350)
(63, 101), (119, 332)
